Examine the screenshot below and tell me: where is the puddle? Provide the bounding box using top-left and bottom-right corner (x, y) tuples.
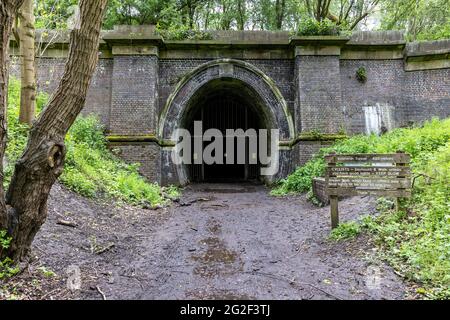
(191, 236), (243, 278)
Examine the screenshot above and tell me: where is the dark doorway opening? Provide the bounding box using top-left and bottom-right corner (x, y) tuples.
(186, 87), (263, 183)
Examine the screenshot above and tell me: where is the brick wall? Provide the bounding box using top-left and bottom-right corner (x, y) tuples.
(403, 68), (450, 124)
(158, 59), (295, 118)
(110, 55), (159, 135)
(110, 143), (161, 183)
(296, 55), (345, 133)
(10, 57), (113, 128)
(8, 44), (449, 184)
(294, 140), (334, 166)
(340, 60), (405, 133)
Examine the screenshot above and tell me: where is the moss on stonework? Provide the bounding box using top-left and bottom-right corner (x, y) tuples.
(106, 135), (177, 147)
(106, 135), (158, 142)
(297, 132), (348, 141)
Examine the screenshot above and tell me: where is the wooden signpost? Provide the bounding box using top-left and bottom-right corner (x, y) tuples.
(325, 151), (411, 229)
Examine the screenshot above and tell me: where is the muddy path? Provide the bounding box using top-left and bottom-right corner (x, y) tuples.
(2, 183), (410, 300)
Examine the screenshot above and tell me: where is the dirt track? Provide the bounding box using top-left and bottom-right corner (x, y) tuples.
(2, 183), (410, 300)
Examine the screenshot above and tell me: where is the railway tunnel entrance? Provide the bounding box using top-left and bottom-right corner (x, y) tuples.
(183, 79), (264, 182)
(159, 59), (295, 186)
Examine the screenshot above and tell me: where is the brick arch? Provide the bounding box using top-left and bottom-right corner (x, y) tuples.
(158, 59), (295, 142)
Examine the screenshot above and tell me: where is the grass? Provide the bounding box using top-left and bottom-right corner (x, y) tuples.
(329, 221), (361, 241)
(0, 231), (19, 280)
(273, 117), (450, 299)
(5, 77), (178, 207)
(272, 118), (450, 196)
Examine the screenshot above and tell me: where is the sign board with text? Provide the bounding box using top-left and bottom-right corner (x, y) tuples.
(324, 152), (411, 228)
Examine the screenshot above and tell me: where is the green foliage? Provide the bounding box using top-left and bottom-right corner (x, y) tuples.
(356, 66), (367, 83)
(329, 221), (361, 241)
(0, 230), (12, 251)
(367, 143), (450, 298)
(273, 118), (450, 195)
(415, 18), (450, 41)
(33, 0), (450, 40)
(35, 0), (78, 29)
(380, 0), (450, 41)
(156, 24), (213, 41)
(271, 158), (325, 195)
(296, 18), (342, 36)
(274, 117), (450, 298)
(0, 231), (19, 280)
(103, 0), (177, 29)
(4, 78), (48, 186)
(6, 77), (175, 207)
(61, 116), (170, 206)
(37, 266), (56, 278)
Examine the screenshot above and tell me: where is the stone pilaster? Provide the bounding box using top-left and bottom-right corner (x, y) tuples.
(293, 37), (348, 134)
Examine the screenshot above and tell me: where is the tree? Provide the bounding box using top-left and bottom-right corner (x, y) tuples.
(305, 0), (332, 21)
(274, 0), (286, 29)
(15, 0), (36, 125)
(103, 0), (172, 29)
(0, 2), (25, 247)
(380, 0), (450, 40)
(35, 0), (78, 29)
(236, 0), (247, 30)
(0, 0), (108, 261)
(304, 0), (381, 30)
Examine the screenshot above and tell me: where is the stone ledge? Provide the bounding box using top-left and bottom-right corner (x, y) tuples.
(406, 40), (450, 57)
(106, 135), (176, 147)
(8, 27), (450, 65)
(296, 133), (348, 142)
(106, 134), (158, 143)
(347, 30), (405, 46)
(405, 40), (450, 71)
(290, 36), (350, 47)
(111, 45), (159, 56)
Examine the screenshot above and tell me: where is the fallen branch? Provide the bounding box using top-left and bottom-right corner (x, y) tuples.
(179, 197), (211, 206)
(95, 243), (115, 255)
(96, 286), (107, 300)
(56, 219), (77, 228)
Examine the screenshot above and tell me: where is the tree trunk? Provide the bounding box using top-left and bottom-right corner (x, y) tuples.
(275, 0), (286, 30)
(18, 0), (36, 125)
(0, 0), (25, 232)
(237, 0), (246, 30)
(2, 0), (108, 261)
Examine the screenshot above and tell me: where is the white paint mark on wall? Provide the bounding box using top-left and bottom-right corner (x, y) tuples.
(363, 104), (394, 135)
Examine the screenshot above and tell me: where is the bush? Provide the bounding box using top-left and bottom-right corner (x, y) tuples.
(356, 66), (367, 83)
(273, 117), (450, 298)
(373, 143), (450, 297)
(0, 230), (19, 279)
(6, 77), (177, 207)
(329, 221), (361, 241)
(296, 18), (342, 36)
(157, 24), (212, 41)
(272, 118), (450, 196)
(61, 116), (172, 206)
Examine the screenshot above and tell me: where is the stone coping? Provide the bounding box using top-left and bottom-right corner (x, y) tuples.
(406, 39), (450, 57)
(8, 27), (450, 59)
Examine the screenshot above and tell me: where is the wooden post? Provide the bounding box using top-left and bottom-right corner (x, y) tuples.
(395, 150), (406, 212)
(327, 152), (339, 229)
(330, 195), (339, 229)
